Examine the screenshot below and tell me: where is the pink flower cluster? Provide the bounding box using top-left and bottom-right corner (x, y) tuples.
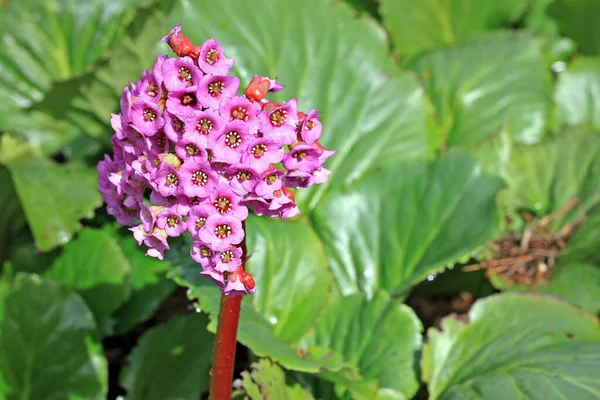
(97, 25), (334, 296)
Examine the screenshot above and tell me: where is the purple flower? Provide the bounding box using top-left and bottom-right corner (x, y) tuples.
(133, 70), (162, 103)
(152, 163), (183, 197)
(199, 214), (244, 251)
(259, 99), (298, 145)
(214, 246), (243, 273)
(162, 56), (203, 91)
(163, 111), (187, 142)
(197, 75), (239, 109)
(187, 204), (213, 236)
(183, 109), (225, 149)
(212, 120), (252, 163)
(198, 38), (234, 76)
(180, 160), (217, 198)
(191, 240), (217, 268)
(298, 109), (322, 145)
(227, 164), (260, 196)
(255, 167), (284, 199)
(242, 138), (284, 172)
(167, 87), (200, 116)
(219, 96), (260, 131)
(282, 144), (323, 172)
(99, 25), (335, 297)
(208, 180), (248, 220)
(128, 100), (164, 137)
(157, 207), (187, 237)
(174, 136), (208, 163)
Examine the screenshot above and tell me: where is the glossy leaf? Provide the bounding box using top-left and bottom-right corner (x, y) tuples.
(0, 137), (101, 252)
(0, 274), (106, 399)
(166, 0), (433, 209)
(36, 4), (171, 143)
(301, 291), (422, 399)
(246, 216), (332, 343)
(0, 167), (26, 264)
(44, 228), (131, 334)
(507, 127), (600, 230)
(422, 293), (600, 400)
(121, 314), (213, 400)
(554, 57), (600, 130)
(233, 359), (314, 400)
(538, 262), (600, 314)
(379, 0), (527, 57)
(548, 0), (600, 56)
(313, 151), (502, 297)
(0, 0), (148, 108)
(409, 32), (551, 147)
(168, 237), (340, 373)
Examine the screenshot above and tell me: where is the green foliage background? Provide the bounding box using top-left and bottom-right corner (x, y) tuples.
(1, 0), (599, 399)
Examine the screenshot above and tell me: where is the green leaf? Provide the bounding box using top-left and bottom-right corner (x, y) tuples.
(537, 262), (600, 314)
(507, 127), (600, 229)
(0, 136), (101, 252)
(0, 0), (149, 108)
(561, 208), (600, 265)
(409, 32), (551, 148)
(422, 293), (600, 400)
(113, 275), (175, 334)
(0, 274), (106, 399)
(554, 57), (600, 131)
(301, 291), (422, 400)
(548, 0), (600, 56)
(169, 249), (339, 373)
(35, 4), (170, 143)
(44, 228), (131, 334)
(165, 0), (434, 209)
(234, 359), (315, 400)
(313, 151), (502, 297)
(342, 0), (379, 16)
(246, 216), (332, 344)
(121, 314), (213, 400)
(0, 167), (26, 264)
(379, 0), (527, 57)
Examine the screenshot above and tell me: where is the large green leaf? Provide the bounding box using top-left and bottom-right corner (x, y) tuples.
(0, 167), (26, 264)
(554, 57), (600, 131)
(409, 32), (551, 148)
(246, 216), (332, 344)
(561, 208), (600, 265)
(301, 291), (422, 400)
(167, 219), (340, 373)
(507, 127), (600, 229)
(44, 228), (131, 334)
(166, 0), (434, 209)
(548, 0), (600, 56)
(538, 262), (600, 314)
(233, 359), (315, 400)
(35, 4), (170, 143)
(379, 0), (527, 57)
(0, 0), (148, 108)
(45, 227), (171, 335)
(313, 151), (502, 297)
(121, 314), (213, 400)
(0, 274), (106, 399)
(422, 293), (600, 400)
(0, 136), (101, 252)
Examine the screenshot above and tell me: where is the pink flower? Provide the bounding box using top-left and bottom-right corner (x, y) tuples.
(208, 180), (248, 220)
(152, 163), (183, 197)
(187, 204), (213, 236)
(191, 240), (217, 268)
(219, 96), (261, 131)
(183, 109), (225, 149)
(242, 138), (284, 172)
(214, 246), (243, 273)
(161, 56), (203, 91)
(227, 164), (260, 196)
(167, 87), (200, 116)
(128, 100), (164, 137)
(157, 207), (187, 237)
(298, 109), (322, 145)
(199, 214), (244, 251)
(212, 120), (253, 163)
(259, 99), (298, 145)
(197, 75), (239, 109)
(197, 39), (235, 76)
(179, 160), (217, 198)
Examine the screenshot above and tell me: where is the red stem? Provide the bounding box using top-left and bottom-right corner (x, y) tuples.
(209, 222), (247, 399)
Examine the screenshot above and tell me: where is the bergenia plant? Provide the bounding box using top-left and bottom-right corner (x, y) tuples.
(97, 23), (334, 398)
